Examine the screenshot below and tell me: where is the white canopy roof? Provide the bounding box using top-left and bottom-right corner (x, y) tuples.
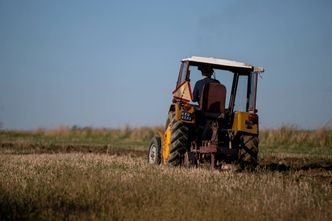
(182, 56), (264, 73)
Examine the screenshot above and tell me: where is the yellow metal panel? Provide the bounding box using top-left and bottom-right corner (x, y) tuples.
(163, 125), (171, 164)
(232, 112), (258, 134)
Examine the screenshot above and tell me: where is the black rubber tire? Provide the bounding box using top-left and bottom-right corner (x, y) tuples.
(238, 135), (259, 169)
(147, 136), (162, 165)
(168, 121), (190, 166)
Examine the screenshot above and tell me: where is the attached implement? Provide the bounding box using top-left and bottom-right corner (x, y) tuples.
(148, 56), (264, 170)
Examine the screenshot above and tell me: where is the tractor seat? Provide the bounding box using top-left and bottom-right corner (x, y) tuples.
(199, 83), (226, 118)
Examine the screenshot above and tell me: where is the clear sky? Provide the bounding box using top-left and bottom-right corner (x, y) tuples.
(1, 0), (332, 130)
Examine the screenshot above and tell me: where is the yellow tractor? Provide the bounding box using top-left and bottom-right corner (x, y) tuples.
(148, 56), (264, 169)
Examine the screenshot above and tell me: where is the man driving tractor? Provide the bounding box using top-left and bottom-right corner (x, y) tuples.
(192, 66), (220, 103)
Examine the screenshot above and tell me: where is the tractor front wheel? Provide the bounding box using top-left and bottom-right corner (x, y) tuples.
(148, 136), (162, 165)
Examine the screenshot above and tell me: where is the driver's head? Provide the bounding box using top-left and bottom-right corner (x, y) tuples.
(198, 66), (213, 77)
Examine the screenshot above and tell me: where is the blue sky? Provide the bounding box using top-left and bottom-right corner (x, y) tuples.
(1, 0), (332, 129)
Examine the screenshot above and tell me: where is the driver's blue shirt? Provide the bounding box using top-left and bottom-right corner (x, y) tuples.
(192, 77), (220, 103)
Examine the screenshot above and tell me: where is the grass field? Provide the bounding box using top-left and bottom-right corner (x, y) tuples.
(0, 126), (332, 220)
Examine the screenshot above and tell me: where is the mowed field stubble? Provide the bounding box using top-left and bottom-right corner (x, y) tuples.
(0, 126), (332, 220)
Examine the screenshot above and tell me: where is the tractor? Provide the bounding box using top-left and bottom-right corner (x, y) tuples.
(148, 56), (264, 170)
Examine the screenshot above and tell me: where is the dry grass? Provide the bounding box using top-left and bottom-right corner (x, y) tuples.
(0, 153), (331, 221)
(0, 126), (332, 220)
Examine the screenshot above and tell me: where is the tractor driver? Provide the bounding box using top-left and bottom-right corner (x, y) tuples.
(192, 66), (220, 103)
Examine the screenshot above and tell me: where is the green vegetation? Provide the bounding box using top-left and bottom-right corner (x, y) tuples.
(0, 126), (160, 154)
(260, 126), (332, 157)
(0, 126), (331, 220)
(1, 125), (332, 156)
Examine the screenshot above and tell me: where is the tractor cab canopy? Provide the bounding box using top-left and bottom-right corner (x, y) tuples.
(182, 56), (264, 74)
(173, 56), (264, 113)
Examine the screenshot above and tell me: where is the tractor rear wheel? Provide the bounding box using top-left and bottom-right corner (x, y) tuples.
(168, 121), (190, 166)
(238, 135), (259, 169)
(148, 136), (161, 164)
